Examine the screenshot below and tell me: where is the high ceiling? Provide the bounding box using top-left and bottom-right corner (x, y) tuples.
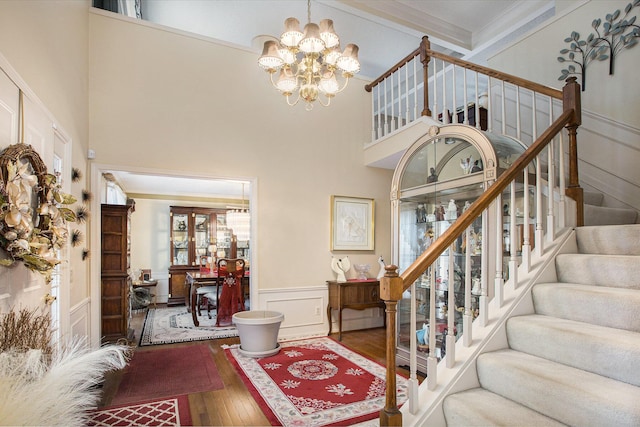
(104, 0), (556, 199)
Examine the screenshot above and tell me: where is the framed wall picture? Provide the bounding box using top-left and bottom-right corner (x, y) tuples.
(331, 195), (375, 251)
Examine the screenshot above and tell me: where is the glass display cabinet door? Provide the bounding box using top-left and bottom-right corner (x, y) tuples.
(172, 212), (190, 266)
(194, 213), (212, 265)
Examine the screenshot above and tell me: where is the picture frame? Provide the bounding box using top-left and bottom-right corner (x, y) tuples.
(140, 269), (152, 281)
(331, 195), (375, 251)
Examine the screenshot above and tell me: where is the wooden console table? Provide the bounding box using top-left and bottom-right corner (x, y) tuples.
(327, 279), (385, 341)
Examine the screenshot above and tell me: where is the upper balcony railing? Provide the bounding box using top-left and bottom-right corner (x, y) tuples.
(369, 36), (583, 426)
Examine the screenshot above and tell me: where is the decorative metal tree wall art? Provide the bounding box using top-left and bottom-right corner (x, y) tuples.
(558, 0), (640, 90)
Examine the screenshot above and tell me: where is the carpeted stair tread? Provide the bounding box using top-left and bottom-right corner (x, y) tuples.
(507, 314), (640, 387)
(555, 254), (640, 288)
(532, 283), (640, 332)
(584, 204), (638, 226)
(583, 191), (604, 206)
(443, 388), (566, 427)
(576, 224), (640, 255)
(477, 349), (640, 427)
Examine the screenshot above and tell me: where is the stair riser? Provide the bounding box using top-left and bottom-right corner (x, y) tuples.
(532, 284), (640, 332)
(584, 205), (638, 226)
(477, 351), (640, 427)
(556, 254), (640, 289)
(576, 224), (640, 255)
(507, 315), (640, 387)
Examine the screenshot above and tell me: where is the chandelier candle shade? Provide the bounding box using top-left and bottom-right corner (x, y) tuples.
(258, 0), (360, 110)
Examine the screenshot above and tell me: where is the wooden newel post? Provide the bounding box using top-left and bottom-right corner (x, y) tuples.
(379, 265), (404, 426)
(563, 76), (584, 226)
(420, 35), (432, 117)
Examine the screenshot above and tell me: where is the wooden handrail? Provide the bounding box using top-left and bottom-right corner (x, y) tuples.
(400, 108), (574, 291)
(364, 36), (564, 100)
(425, 50), (563, 100)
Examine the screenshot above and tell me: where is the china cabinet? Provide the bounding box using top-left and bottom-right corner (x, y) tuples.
(391, 124), (530, 372)
(101, 202), (135, 343)
(168, 206), (248, 306)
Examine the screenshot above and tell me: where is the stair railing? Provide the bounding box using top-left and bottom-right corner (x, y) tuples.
(372, 38), (583, 426)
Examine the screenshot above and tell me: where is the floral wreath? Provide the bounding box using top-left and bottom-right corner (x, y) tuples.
(0, 144), (76, 282)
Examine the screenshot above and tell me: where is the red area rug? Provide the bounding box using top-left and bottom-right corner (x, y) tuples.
(88, 395), (191, 426)
(112, 344), (223, 406)
(225, 337), (408, 426)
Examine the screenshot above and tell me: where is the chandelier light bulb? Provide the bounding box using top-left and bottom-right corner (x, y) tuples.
(281, 17), (303, 47)
(319, 19), (340, 48)
(258, 40), (284, 72)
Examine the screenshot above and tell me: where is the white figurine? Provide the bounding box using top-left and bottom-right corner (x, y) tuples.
(446, 199), (458, 221)
(376, 256), (386, 280)
(331, 256), (350, 282)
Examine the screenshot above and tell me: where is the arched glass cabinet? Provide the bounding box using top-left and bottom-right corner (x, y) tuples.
(390, 124), (530, 371)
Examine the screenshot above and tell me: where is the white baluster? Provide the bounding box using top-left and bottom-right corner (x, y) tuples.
(405, 61), (410, 125)
(487, 76), (493, 133)
(446, 242), (455, 368)
(452, 64), (458, 124)
(516, 87), (521, 139)
(383, 78), (389, 136)
(463, 68), (468, 125)
(509, 180), (518, 287)
(547, 96), (556, 241)
(494, 194), (504, 307)
(558, 129), (567, 228)
(442, 60), (448, 124)
(432, 58), (438, 121)
(414, 57), (419, 120)
(522, 168), (531, 272)
(478, 207), (489, 327)
(409, 281), (419, 413)
(376, 85), (382, 140)
(427, 265), (437, 390)
(501, 80), (506, 135)
(463, 226), (472, 347)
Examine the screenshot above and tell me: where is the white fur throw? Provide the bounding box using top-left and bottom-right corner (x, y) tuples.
(0, 340), (129, 426)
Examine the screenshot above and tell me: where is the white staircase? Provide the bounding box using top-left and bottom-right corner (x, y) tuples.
(442, 224), (640, 426)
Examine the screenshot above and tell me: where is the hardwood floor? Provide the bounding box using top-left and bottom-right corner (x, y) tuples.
(99, 305), (416, 426)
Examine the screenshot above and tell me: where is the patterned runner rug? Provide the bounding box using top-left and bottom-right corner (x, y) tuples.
(139, 306), (238, 346)
(225, 337), (408, 427)
(88, 396), (191, 426)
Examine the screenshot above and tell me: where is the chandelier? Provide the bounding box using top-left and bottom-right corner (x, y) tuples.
(226, 183), (250, 242)
(257, 0), (360, 110)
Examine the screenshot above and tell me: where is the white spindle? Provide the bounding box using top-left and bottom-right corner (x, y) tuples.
(383, 78), (389, 136)
(452, 65), (458, 124)
(446, 242), (455, 368)
(509, 181), (518, 286)
(487, 77), (493, 133)
(442, 60), (448, 124)
(501, 81), (506, 135)
(376, 85), (382, 140)
(559, 130), (567, 228)
(474, 72), (480, 129)
(547, 96), (556, 241)
(463, 226), (472, 347)
(409, 281), (419, 413)
(463, 68), (468, 125)
(391, 73), (396, 132)
(405, 61), (410, 125)
(522, 168), (531, 272)
(478, 207), (489, 327)
(494, 195), (504, 307)
(427, 266), (438, 390)
(413, 58), (420, 120)
(432, 59), (438, 121)
(535, 153), (544, 258)
(516, 87), (521, 139)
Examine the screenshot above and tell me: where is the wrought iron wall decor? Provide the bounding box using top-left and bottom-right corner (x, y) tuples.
(558, 0), (639, 90)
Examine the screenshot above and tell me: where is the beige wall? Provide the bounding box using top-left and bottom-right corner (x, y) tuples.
(88, 11), (393, 293)
(489, 0), (640, 128)
(0, 0), (91, 308)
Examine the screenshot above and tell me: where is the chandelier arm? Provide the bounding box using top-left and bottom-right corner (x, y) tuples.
(317, 96), (331, 107)
(285, 92), (301, 106)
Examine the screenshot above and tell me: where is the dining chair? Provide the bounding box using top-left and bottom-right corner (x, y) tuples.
(202, 258), (246, 325)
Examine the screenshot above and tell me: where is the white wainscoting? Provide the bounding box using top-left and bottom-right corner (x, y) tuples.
(69, 298), (91, 343)
(256, 285), (384, 341)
